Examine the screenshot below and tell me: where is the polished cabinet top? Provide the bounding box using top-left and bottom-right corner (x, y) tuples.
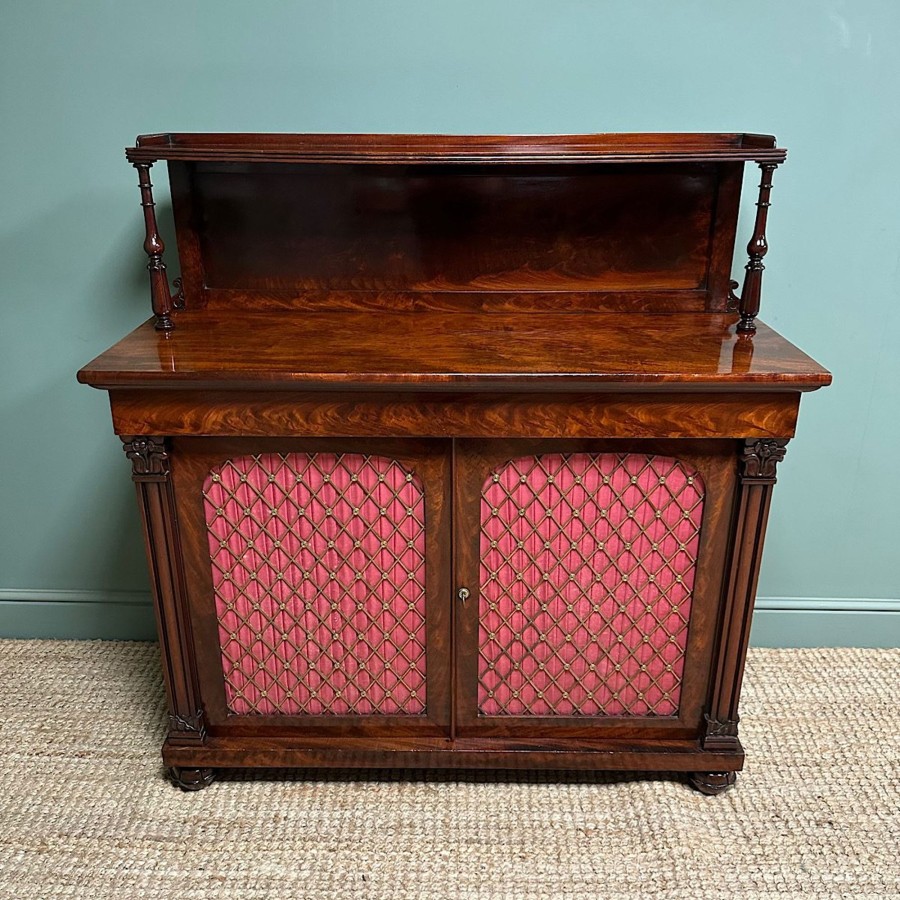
(79, 311), (831, 392)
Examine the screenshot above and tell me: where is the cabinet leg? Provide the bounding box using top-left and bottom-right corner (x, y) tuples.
(688, 771), (737, 796)
(169, 766), (215, 791)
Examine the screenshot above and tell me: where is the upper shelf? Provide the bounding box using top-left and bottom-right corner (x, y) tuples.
(125, 132), (787, 166)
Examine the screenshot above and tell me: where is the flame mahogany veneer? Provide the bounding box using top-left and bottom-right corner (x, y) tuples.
(78, 133), (830, 794)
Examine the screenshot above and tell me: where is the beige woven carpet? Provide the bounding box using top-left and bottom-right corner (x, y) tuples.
(0, 642), (898, 899)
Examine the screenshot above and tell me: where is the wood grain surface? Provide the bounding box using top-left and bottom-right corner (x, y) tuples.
(79, 311), (831, 391)
(108, 390), (800, 439)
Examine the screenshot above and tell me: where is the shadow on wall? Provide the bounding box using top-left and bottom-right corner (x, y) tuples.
(1, 188), (181, 637)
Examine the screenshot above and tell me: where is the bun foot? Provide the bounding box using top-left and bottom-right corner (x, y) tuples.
(689, 771), (737, 796)
(169, 766), (215, 791)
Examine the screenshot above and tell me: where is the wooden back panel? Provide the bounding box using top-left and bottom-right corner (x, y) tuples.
(171, 160), (742, 313)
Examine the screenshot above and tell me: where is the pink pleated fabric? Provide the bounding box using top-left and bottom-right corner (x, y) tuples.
(203, 453), (427, 716)
(479, 453), (704, 717)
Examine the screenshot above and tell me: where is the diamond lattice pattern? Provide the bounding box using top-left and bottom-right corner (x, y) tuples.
(203, 453), (426, 716)
(479, 453), (704, 717)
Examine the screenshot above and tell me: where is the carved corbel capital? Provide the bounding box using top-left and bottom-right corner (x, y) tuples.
(701, 713), (740, 751)
(726, 279), (740, 313)
(739, 438), (788, 484)
(168, 708), (208, 742)
(171, 276), (186, 310)
(122, 435), (169, 481)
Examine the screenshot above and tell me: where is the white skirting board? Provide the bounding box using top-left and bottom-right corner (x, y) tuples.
(0, 590), (898, 647)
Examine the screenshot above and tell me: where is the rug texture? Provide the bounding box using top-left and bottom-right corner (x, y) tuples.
(0, 641), (897, 899)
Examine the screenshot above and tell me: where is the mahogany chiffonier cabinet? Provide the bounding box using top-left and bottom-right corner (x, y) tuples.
(78, 133), (830, 794)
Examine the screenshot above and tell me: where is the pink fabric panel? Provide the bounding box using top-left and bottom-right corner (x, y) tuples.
(479, 453), (704, 717)
(203, 452), (426, 716)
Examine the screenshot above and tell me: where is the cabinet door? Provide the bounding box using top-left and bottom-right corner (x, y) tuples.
(172, 438), (451, 737)
(453, 440), (735, 739)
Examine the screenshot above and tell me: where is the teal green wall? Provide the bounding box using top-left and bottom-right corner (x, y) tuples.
(1, 1), (898, 645)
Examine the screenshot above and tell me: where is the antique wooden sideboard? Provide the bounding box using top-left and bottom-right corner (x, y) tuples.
(78, 133), (830, 793)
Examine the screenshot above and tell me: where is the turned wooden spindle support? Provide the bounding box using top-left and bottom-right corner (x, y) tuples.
(133, 162), (177, 331)
(736, 163), (778, 335)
